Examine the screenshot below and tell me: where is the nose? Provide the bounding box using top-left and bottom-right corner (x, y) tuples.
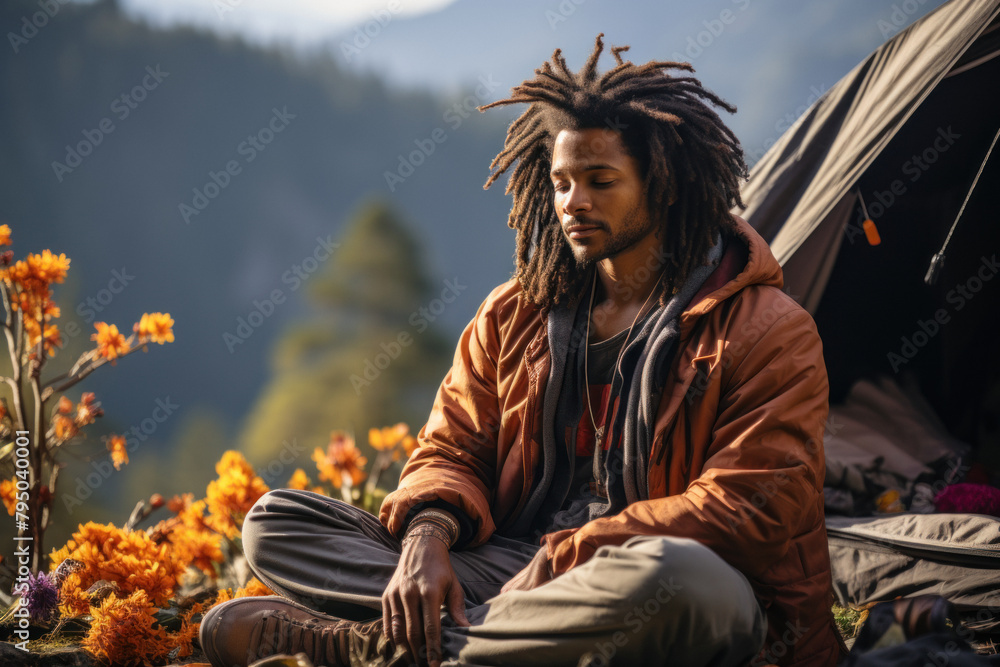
(561, 182), (592, 217)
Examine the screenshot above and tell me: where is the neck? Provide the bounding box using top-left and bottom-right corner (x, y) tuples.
(593, 235), (669, 311)
(587, 235), (670, 342)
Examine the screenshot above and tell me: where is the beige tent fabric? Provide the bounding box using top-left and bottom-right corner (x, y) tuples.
(736, 0), (1000, 309)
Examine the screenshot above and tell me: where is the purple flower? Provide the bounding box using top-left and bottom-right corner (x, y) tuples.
(18, 570), (59, 623)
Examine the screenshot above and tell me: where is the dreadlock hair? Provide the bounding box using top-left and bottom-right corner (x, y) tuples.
(479, 33), (748, 310)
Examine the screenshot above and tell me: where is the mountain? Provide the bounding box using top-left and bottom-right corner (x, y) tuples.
(329, 0), (949, 163)
(1, 0), (516, 466)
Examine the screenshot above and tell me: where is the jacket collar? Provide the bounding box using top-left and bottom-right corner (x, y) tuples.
(680, 214), (785, 332)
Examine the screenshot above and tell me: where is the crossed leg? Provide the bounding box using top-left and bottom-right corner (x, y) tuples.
(241, 489), (766, 666)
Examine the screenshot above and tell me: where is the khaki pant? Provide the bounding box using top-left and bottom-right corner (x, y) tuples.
(243, 489), (766, 666)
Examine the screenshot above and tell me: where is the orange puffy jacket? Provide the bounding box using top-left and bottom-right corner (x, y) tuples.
(380, 215), (846, 666)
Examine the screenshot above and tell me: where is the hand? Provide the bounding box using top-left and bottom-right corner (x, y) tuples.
(382, 536), (470, 667)
(500, 547), (552, 594)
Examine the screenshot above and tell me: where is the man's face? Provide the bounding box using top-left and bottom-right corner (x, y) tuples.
(550, 127), (655, 269)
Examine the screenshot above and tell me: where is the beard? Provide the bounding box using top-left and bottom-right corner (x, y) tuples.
(568, 200), (657, 270)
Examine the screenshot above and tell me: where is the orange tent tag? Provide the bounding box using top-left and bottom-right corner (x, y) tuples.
(863, 219), (881, 246)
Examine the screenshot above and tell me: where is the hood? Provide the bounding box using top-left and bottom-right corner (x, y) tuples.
(680, 214), (785, 330)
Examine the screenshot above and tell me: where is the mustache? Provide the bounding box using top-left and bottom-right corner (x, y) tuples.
(563, 216), (607, 230)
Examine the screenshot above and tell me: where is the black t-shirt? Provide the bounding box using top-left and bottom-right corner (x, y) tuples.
(539, 308), (655, 536)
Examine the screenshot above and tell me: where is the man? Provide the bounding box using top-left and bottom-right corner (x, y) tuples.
(200, 34), (846, 667)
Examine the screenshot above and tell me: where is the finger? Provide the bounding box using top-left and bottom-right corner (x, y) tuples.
(402, 589), (425, 663)
(447, 577), (470, 627)
(423, 597), (443, 667)
(382, 592), (393, 643)
(388, 595), (407, 650)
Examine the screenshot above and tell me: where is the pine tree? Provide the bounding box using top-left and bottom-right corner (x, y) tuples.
(238, 200), (453, 469)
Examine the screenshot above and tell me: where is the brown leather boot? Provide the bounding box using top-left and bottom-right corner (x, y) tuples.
(199, 595), (405, 667)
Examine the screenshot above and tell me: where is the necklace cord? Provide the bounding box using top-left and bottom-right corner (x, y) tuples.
(583, 269), (665, 447)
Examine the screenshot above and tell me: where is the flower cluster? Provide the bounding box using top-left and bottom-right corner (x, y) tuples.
(82, 589), (190, 666)
(0, 224), (177, 579)
(312, 431), (367, 489)
(205, 450), (271, 537)
(0, 224), (69, 356)
(151, 493), (224, 576)
(90, 311), (174, 366)
(369, 422), (419, 460)
(49, 392), (105, 446)
(25, 426), (420, 664)
(49, 521), (186, 617)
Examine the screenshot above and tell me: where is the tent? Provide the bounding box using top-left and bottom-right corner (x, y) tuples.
(737, 0), (1000, 473)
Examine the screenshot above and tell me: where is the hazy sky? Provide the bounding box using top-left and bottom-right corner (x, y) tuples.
(118, 0), (460, 46)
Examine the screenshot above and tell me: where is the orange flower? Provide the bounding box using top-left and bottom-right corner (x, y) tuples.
(236, 577), (275, 597)
(288, 468), (310, 490)
(24, 318), (62, 356)
(167, 493), (190, 514)
(369, 423), (410, 451)
(134, 312), (174, 345)
(313, 431), (367, 489)
(57, 395), (73, 414)
(53, 414), (78, 441)
(49, 521), (185, 616)
(25, 249), (70, 284)
(402, 434), (419, 458)
(75, 394), (102, 426)
(106, 434), (128, 470)
(0, 224), (10, 246)
(150, 494), (223, 576)
(209, 577), (276, 613)
(43, 298), (60, 318)
(205, 451), (270, 538)
(91, 322), (130, 363)
(82, 590), (178, 666)
(1, 478), (16, 516)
